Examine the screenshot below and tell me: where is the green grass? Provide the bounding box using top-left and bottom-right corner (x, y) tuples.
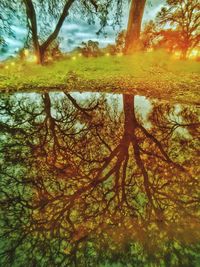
(0, 51), (199, 104)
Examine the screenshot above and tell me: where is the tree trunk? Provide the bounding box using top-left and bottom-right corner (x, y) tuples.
(123, 94), (154, 206)
(123, 94), (137, 137)
(23, 0), (39, 61)
(23, 0), (75, 65)
(180, 47), (188, 60)
(33, 46), (41, 64)
(125, 0), (146, 54)
(40, 0), (76, 57)
(38, 47), (46, 64)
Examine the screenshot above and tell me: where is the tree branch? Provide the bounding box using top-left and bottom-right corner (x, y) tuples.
(41, 0), (76, 51)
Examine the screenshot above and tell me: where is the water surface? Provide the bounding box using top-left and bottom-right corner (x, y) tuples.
(0, 92), (199, 267)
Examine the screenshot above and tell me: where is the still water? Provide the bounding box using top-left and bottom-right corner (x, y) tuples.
(0, 92), (199, 267)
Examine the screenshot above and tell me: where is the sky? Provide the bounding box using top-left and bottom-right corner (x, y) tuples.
(0, 0), (165, 60)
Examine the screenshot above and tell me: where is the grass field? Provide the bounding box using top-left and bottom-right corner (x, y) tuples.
(0, 51), (199, 104)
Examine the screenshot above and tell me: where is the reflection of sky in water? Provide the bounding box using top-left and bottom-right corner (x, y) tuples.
(3, 92), (152, 125)
(0, 91), (194, 138)
(1, 92), (193, 136)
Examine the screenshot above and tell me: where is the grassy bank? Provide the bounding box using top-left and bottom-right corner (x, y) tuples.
(0, 51), (199, 104)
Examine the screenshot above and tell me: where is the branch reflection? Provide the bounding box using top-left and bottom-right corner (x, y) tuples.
(0, 92), (199, 266)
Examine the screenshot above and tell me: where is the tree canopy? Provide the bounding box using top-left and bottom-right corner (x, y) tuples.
(157, 0), (200, 59)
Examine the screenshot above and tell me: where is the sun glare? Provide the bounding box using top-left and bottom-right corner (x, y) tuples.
(28, 55), (38, 63)
(188, 49), (199, 59)
(172, 51), (181, 59)
(24, 49), (29, 57)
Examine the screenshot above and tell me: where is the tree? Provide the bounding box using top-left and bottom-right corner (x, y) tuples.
(156, 29), (183, 53)
(21, 0), (94, 64)
(115, 30), (126, 53)
(104, 30), (126, 55)
(0, 0), (123, 64)
(140, 21), (184, 53)
(0, 0), (74, 64)
(140, 20), (160, 50)
(157, 0), (200, 59)
(79, 40), (102, 57)
(125, 0), (147, 53)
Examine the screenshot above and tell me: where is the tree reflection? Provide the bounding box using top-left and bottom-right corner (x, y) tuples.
(0, 92), (199, 266)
